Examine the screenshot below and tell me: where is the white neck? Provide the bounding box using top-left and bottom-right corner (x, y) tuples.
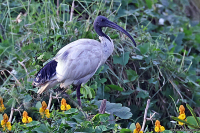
(99, 36), (114, 64)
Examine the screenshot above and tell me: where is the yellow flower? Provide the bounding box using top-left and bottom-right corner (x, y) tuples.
(155, 120), (161, 128)
(160, 126), (165, 132)
(61, 98), (67, 106)
(39, 107), (44, 113)
(135, 122), (141, 131)
(28, 117), (32, 123)
(1, 120), (5, 125)
(45, 109), (49, 114)
(179, 105), (185, 114)
(0, 97), (6, 112)
(133, 129), (137, 133)
(133, 122), (142, 133)
(177, 106), (186, 126)
(178, 121), (183, 125)
(42, 101), (47, 110)
(39, 101), (50, 118)
(46, 113), (50, 118)
(178, 113), (186, 120)
(43, 109), (50, 118)
(23, 111), (28, 119)
(154, 126), (159, 132)
(22, 111), (32, 123)
(22, 117), (27, 123)
(0, 97), (3, 105)
(60, 98), (71, 111)
(155, 120), (165, 132)
(61, 105), (65, 110)
(66, 104), (71, 110)
(6, 122), (11, 131)
(3, 113), (8, 122)
(7, 125), (11, 131)
(1, 114), (11, 131)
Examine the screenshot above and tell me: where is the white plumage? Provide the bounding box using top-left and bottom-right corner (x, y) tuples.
(55, 37), (113, 88)
(33, 16), (136, 106)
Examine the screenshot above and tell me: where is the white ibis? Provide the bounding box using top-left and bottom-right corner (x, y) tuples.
(33, 16), (136, 106)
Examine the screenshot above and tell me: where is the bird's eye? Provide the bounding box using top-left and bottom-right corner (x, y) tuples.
(101, 19), (104, 22)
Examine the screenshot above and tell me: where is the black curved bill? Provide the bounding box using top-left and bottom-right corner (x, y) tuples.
(106, 21), (136, 47)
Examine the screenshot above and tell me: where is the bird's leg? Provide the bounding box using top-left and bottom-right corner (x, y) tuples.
(76, 84), (82, 107)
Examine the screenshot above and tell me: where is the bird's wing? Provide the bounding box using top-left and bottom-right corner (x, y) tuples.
(55, 39), (102, 85)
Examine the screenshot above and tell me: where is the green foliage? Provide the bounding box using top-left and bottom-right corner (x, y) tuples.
(0, 0), (200, 132)
(95, 100), (132, 119)
(172, 104), (200, 130)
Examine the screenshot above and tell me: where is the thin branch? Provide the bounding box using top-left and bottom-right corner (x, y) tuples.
(141, 99), (151, 131)
(1, 69), (22, 88)
(47, 93), (52, 110)
(18, 60), (29, 78)
(70, 0), (75, 22)
(8, 107), (14, 122)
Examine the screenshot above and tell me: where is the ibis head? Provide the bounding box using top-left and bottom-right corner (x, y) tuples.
(93, 16), (136, 46)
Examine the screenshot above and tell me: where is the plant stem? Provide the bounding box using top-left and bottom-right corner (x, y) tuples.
(141, 99), (151, 131)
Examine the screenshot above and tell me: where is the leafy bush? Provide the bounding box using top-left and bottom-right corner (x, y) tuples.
(0, 0), (199, 132)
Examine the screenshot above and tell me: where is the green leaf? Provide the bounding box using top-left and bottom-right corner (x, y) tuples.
(95, 100), (132, 119)
(25, 121), (40, 127)
(64, 108), (78, 114)
(186, 116), (200, 129)
(7, 98), (15, 106)
(120, 128), (132, 133)
(107, 85), (123, 91)
(0, 114), (3, 122)
(126, 69), (138, 81)
(160, 0), (169, 7)
(129, 123), (136, 131)
(186, 104), (200, 127)
(121, 90), (135, 95)
(104, 86), (111, 92)
(71, 112), (85, 123)
(145, 0), (153, 8)
(95, 125), (107, 133)
(33, 124), (50, 133)
(136, 87), (149, 99)
(23, 95), (32, 103)
(138, 43), (150, 55)
(195, 33), (200, 43)
(184, 27), (192, 36)
(81, 85), (95, 99)
(113, 52), (130, 66)
(36, 101), (42, 110)
(171, 116), (199, 129)
(99, 114), (110, 122)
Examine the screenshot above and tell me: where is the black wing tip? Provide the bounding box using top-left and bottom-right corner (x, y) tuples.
(34, 60), (57, 85)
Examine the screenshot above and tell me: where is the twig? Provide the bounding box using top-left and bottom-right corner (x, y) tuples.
(99, 99), (106, 114)
(70, 0), (75, 22)
(57, 0), (59, 16)
(47, 93), (52, 110)
(18, 60), (29, 78)
(8, 107), (14, 122)
(141, 99), (151, 131)
(1, 69), (22, 88)
(146, 112), (157, 125)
